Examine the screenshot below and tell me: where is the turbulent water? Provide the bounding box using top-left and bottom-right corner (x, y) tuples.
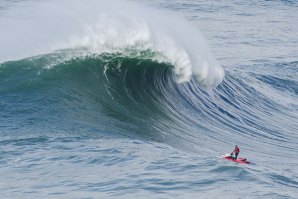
(0, 0), (298, 198)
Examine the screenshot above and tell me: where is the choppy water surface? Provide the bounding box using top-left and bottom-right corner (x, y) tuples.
(0, 0), (297, 198)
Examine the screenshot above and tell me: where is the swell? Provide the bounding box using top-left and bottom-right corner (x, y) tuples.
(0, 53), (200, 147)
(1, 54), (297, 154)
(0, 51), (221, 151)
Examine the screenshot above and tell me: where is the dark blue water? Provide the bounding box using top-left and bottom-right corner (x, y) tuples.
(0, 0), (297, 198)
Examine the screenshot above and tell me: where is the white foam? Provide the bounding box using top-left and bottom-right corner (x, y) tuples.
(0, 0), (224, 87)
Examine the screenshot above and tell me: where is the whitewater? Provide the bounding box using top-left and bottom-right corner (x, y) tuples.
(0, 0), (298, 198)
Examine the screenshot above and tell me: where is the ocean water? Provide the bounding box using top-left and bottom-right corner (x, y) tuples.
(0, 0), (297, 198)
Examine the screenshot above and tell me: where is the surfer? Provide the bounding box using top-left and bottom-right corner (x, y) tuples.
(223, 145), (249, 164)
(230, 145), (240, 159)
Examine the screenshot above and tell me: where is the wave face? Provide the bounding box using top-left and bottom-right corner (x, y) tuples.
(0, 52), (221, 148)
(0, 0), (298, 198)
(1, 53), (296, 149)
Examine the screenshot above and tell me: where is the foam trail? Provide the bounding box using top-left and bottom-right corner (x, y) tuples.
(0, 0), (224, 87)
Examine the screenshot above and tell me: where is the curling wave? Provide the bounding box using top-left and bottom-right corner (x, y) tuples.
(0, 0), (224, 87)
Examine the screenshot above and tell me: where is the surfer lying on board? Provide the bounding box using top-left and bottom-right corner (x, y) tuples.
(230, 145), (240, 159)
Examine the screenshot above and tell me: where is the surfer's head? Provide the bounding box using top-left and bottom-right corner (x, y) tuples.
(235, 145), (238, 148)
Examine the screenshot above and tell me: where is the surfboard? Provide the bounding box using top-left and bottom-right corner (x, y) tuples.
(222, 154), (250, 164)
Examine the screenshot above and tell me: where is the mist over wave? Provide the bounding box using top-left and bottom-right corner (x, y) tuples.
(0, 0), (224, 87)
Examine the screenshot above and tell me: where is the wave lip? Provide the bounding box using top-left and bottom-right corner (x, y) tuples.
(0, 0), (224, 87)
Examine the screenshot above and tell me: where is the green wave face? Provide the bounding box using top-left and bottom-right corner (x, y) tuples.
(0, 52), (194, 145)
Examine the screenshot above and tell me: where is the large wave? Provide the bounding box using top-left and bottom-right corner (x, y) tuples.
(1, 0), (297, 153)
(1, 52), (296, 153)
(0, 0), (224, 87)
(1, 1), (298, 197)
(0, 52), (207, 147)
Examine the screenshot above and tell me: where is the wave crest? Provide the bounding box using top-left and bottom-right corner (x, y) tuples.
(0, 0), (224, 87)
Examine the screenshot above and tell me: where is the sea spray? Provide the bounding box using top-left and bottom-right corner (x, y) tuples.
(0, 0), (224, 87)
